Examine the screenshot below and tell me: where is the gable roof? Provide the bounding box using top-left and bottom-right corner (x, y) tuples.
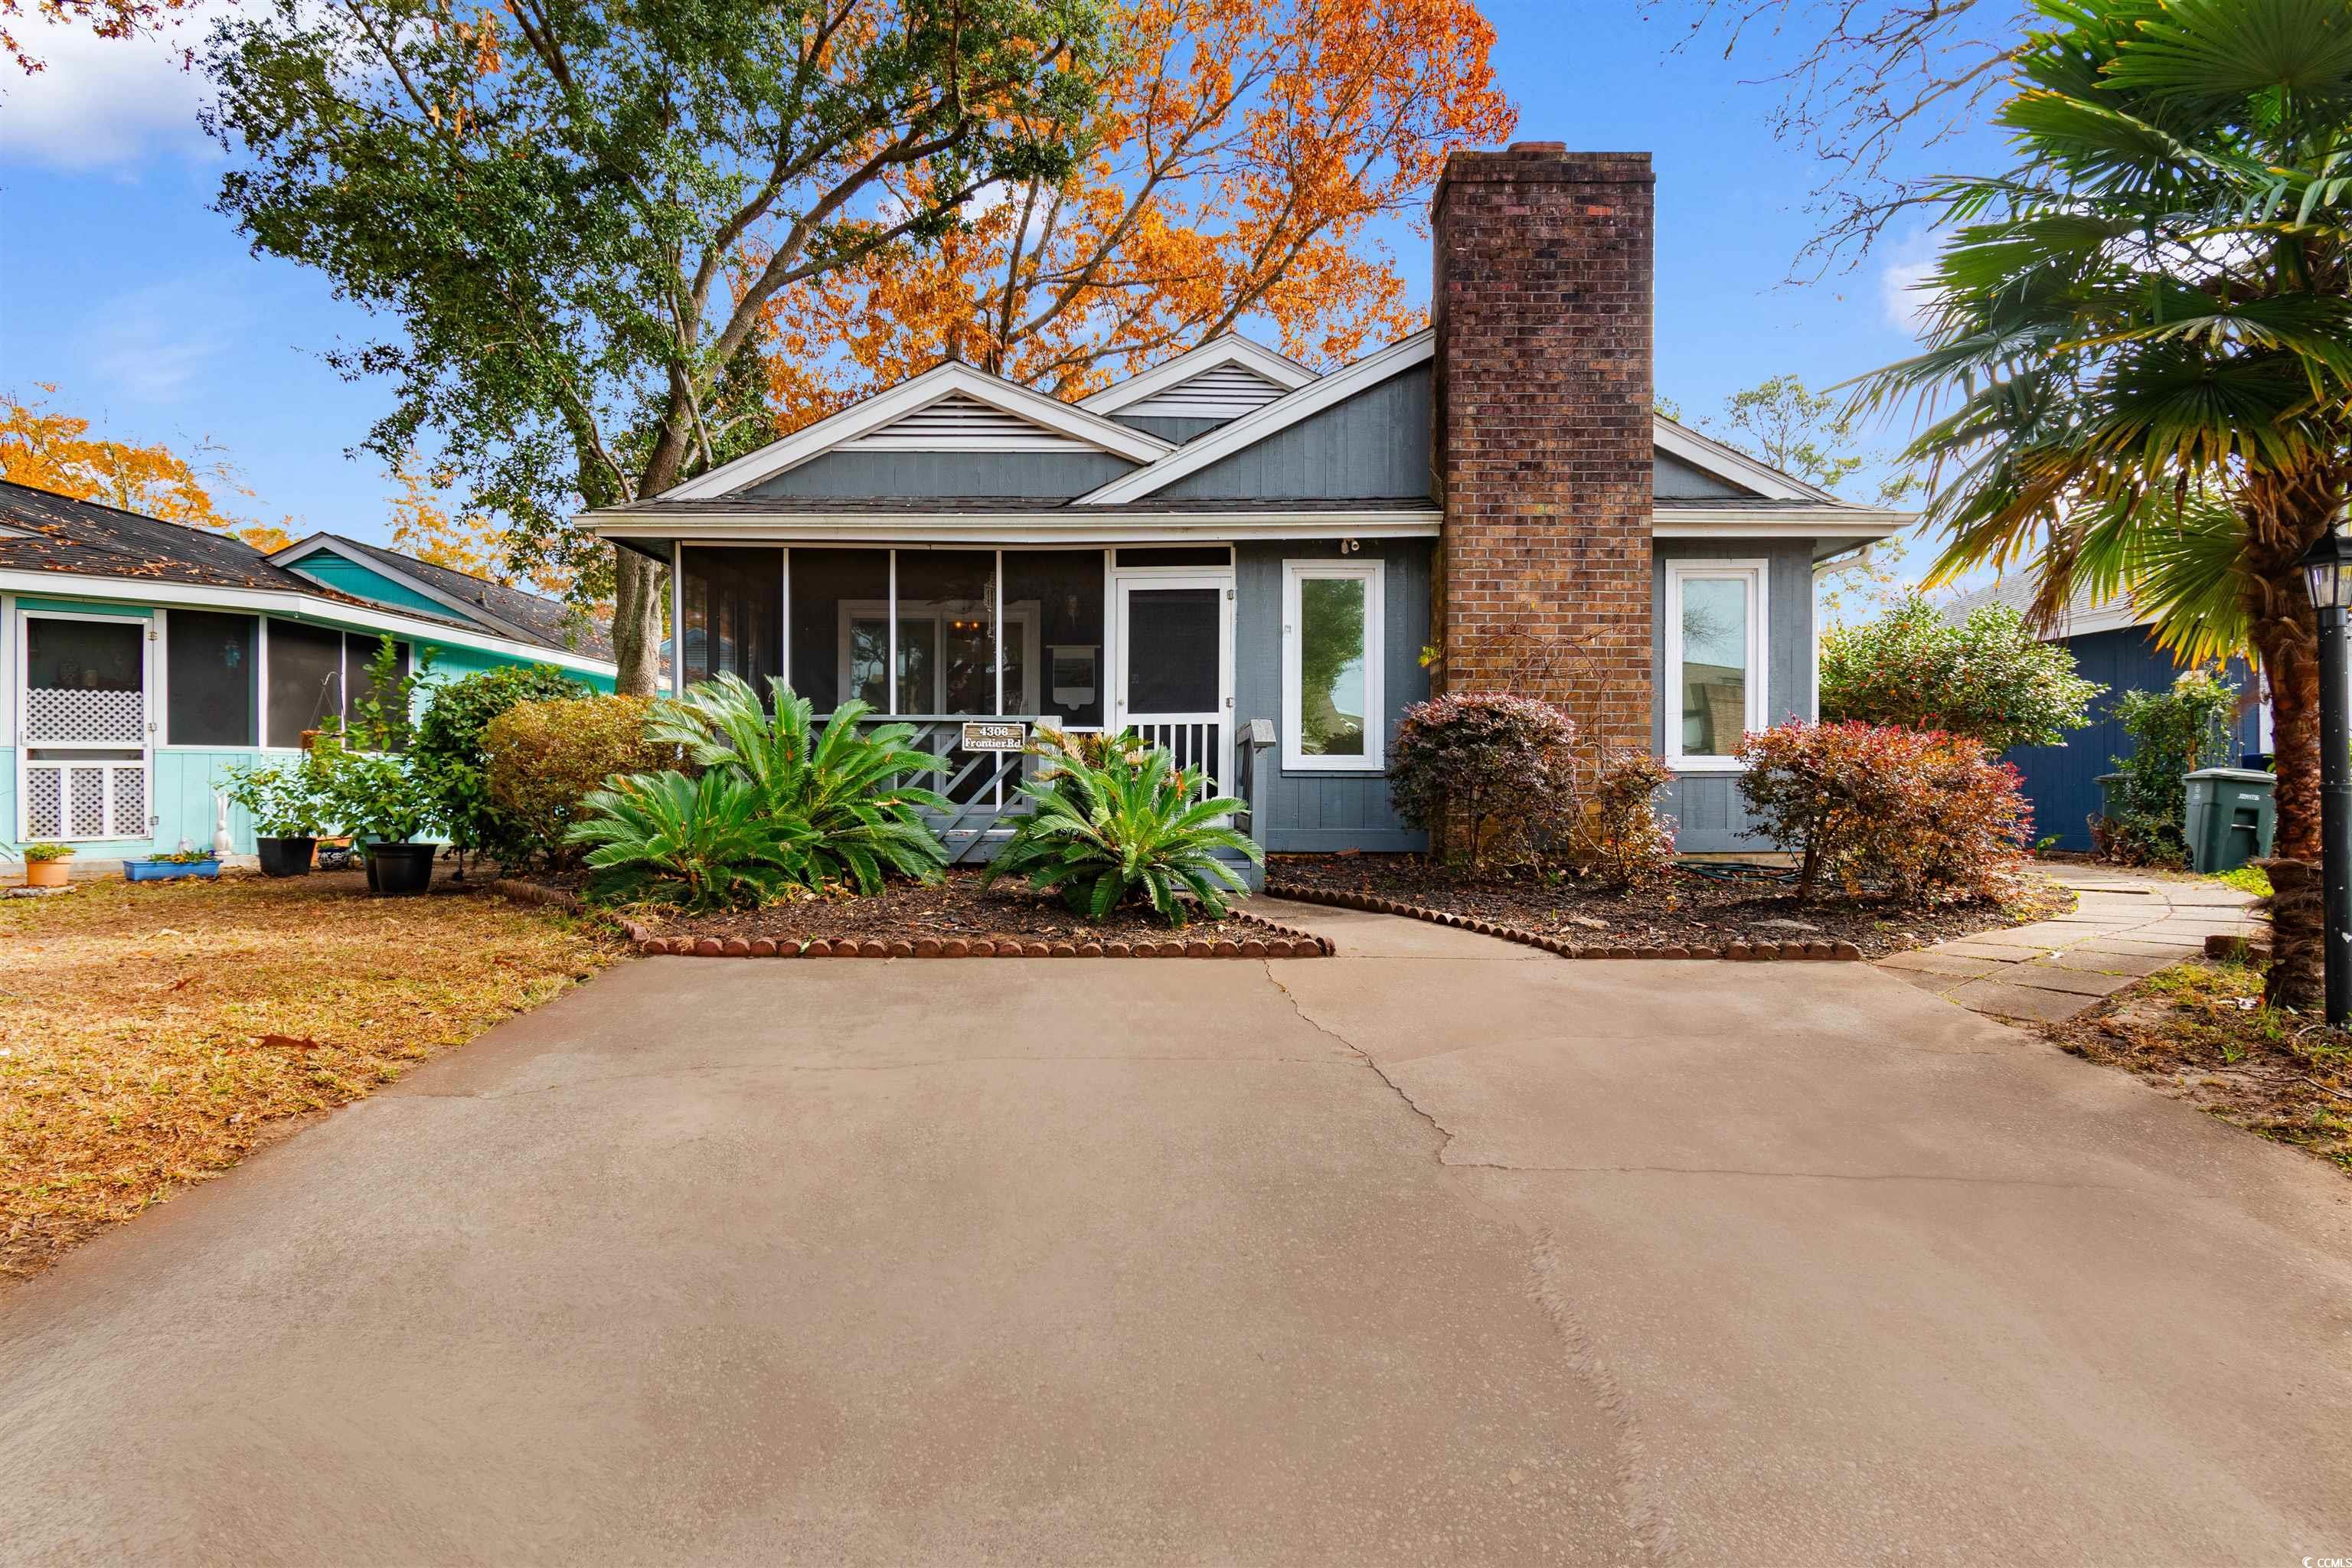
(1076, 330), (1436, 505)
(273, 533), (614, 658)
(1078, 334), (1316, 418)
(1941, 576), (2147, 639)
(0, 479), (374, 599)
(1652, 416), (1841, 503)
(661, 361), (1174, 501)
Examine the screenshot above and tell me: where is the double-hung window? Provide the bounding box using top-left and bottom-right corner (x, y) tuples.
(1282, 559), (1383, 771)
(1664, 560), (1768, 769)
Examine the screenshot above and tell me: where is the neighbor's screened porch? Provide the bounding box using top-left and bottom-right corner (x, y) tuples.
(668, 544), (1236, 856)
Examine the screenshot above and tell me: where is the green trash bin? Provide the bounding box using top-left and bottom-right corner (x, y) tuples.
(2183, 766), (2276, 874)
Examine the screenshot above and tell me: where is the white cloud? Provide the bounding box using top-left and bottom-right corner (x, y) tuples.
(76, 277), (242, 403)
(1877, 233), (1947, 343)
(0, 9), (223, 172)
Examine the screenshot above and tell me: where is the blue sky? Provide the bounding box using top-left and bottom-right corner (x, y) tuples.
(0, 0), (2002, 547)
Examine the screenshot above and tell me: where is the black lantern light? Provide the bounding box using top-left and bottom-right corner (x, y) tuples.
(2298, 511), (2352, 1024)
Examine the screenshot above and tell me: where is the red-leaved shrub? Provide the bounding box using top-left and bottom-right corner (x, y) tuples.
(1736, 720), (2030, 903)
(1389, 693), (1577, 867)
(1573, 750), (1677, 887)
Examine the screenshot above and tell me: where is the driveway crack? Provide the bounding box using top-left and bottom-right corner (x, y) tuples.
(1262, 960), (1463, 1162)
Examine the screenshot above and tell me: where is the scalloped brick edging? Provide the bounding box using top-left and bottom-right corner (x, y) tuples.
(1261, 882), (1864, 962)
(485, 878), (1334, 959)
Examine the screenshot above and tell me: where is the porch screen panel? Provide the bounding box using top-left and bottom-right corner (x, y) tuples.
(787, 548), (887, 712)
(166, 611), (259, 746)
(679, 547), (782, 693)
(266, 621), (344, 747)
(1002, 550), (1104, 728)
(24, 618), (143, 743)
(892, 550), (998, 714)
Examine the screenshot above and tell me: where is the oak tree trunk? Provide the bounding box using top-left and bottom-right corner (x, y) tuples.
(610, 550), (665, 697)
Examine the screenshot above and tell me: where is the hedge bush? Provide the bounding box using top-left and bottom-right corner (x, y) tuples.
(1821, 594), (2105, 751)
(2095, 668), (2239, 865)
(1737, 720), (2030, 904)
(413, 664), (589, 865)
(1570, 750), (1677, 888)
(1389, 693), (1578, 868)
(482, 695), (661, 867)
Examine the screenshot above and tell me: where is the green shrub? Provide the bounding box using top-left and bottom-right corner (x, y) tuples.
(220, 751), (332, 838)
(1738, 720), (2032, 904)
(413, 665), (589, 864)
(483, 694), (661, 867)
(567, 768), (813, 910)
(1821, 594), (2105, 751)
(1388, 693), (1578, 868)
(985, 731), (1261, 926)
(312, 735), (441, 844)
(21, 841), (74, 862)
(648, 675), (949, 893)
(2096, 668), (2239, 866)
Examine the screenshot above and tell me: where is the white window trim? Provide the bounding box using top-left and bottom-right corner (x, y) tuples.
(1664, 558), (1769, 773)
(1282, 558), (1385, 773)
(833, 599), (1041, 715)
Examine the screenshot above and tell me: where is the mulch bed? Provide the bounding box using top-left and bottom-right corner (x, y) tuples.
(1265, 854), (2075, 961)
(2046, 958), (2352, 1178)
(494, 869), (1331, 959)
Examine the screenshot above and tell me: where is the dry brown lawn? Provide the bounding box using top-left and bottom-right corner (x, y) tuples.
(1, 871), (619, 1282)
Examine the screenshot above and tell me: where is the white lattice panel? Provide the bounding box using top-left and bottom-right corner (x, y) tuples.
(23, 766), (62, 840)
(112, 766), (145, 833)
(20, 760), (148, 841)
(68, 768), (106, 838)
(25, 687), (143, 743)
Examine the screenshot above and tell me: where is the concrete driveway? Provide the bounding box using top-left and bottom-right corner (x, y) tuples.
(4, 906), (2350, 1566)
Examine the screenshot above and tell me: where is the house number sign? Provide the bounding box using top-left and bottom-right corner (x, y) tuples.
(960, 721), (1027, 752)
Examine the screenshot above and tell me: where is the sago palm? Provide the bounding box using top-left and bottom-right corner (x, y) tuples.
(982, 737), (1263, 927)
(650, 674), (952, 893)
(1850, 0), (2352, 1003)
(566, 768), (814, 910)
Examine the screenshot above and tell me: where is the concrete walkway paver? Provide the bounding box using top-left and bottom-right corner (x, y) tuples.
(1878, 865), (2259, 1024)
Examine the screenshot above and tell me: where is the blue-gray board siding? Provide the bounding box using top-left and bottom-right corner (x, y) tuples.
(1651, 539), (1818, 854)
(1655, 450), (1754, 499)
(748, 449), (1135, 499)
(1233, 540), (1430, 852)
(2002, 630), (2261, 852)
(1112, 414), (1228, 444)
(1158, 365), (1434, 501)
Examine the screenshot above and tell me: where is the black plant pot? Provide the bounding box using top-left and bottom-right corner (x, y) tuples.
(364, 841), (437, 897)
(256, 835), (317, 878)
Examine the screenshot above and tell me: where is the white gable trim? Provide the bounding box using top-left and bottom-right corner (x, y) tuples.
(1078, 334), (1316, 416)
(1076, 330), (1435, 505)
(1654, 416), (1838, 503)
(662, 362), (1173, 501)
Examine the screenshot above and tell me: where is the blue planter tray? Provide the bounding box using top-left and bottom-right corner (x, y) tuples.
(125, 858), (221, 883)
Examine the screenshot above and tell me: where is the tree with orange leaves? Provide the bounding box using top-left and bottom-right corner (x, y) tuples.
(2, 0), (209, 74)
(1, 385), (294, 551)
(763, 0), (1515, 423)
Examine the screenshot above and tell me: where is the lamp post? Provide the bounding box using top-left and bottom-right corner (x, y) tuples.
(2298, 521), (2352, 1025)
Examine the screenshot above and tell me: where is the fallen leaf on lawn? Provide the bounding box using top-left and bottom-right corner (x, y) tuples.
(258, 1034), (327, 1051)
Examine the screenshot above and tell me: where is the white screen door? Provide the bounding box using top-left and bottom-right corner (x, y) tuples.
(18, 610), (152, 842)
(1112, 571), (1233, 794)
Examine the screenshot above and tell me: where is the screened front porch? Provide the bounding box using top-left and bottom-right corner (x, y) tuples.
(668, 544), (1246, 861)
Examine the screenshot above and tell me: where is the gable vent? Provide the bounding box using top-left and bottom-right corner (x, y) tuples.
(1125, 364), (1291, 419)
(844, 390), (1088, 452)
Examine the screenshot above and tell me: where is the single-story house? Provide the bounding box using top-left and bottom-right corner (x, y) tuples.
(1942, 577), (2263, 851)
(583, 143), (1909, 865)
(0, 480), (616, 864)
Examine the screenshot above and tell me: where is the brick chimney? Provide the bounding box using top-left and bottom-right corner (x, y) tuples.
(1430, 144), (1655, 751)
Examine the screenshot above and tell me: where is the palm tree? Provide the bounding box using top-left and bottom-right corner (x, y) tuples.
(1851, 0), (2352, 1004)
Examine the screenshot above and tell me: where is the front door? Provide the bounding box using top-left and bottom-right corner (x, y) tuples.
(17, 610), (152, 844)
(1112, 572), (1232, 794)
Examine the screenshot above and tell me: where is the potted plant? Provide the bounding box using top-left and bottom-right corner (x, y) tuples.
(123, 848), (223, 883)
(20, 842), (73, 889)
(315, 740), (442, 896)
(222, 756), (328, 877)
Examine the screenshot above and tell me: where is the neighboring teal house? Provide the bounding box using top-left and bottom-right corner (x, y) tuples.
(0, 481), (616, 867)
